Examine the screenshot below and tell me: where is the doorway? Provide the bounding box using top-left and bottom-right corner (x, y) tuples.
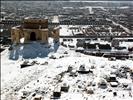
(30, 32), (36, 41)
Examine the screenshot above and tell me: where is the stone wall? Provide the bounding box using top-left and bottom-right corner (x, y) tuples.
(11, 18), (60, 44)
(51, 27), (60, 42)
(11, 28), (48, 44)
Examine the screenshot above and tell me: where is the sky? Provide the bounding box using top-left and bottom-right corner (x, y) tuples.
(1, 0), (133, 1)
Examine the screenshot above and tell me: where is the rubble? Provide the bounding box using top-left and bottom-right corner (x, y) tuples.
(61, 83), (69, 92)
(49, 55), (56, 59)
(64, 51), (68, 54)
(21, 91), (30, 99)
(52, 86), (61, 98)
(113, 92), (117, 96)
(69, 70), (78, 77)
(98, 80), (107, 89)
(115, 66), (130, 78)
(107, 74), (118, 82)
(77, 64), (93, 74)
(67, 65), (73, 72)
(20, 61), (32, 68)
(41, 61), (48, 65)
(1, 39), (133, 100)
(31, 95), (42, 100)
(20, 60), (39, 68)
(110, 82), (119, 87)
(86, 87), (94, 94)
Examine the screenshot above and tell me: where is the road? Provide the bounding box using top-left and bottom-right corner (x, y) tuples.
(106, 18), (131, 34)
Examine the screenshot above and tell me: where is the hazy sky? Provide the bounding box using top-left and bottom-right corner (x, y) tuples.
(1, 0), (133, 1)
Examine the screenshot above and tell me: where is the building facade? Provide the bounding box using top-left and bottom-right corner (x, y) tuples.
(11, 17), (60, 44)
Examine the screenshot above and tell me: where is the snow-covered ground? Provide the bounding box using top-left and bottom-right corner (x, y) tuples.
(1, 39), (133, 100)
(60, 25), (74, 36)
(60, 25), (89, 36)
(120, 42), (133, 48)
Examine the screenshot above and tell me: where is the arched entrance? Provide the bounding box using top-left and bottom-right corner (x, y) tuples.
(30, 32), (36, 41)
